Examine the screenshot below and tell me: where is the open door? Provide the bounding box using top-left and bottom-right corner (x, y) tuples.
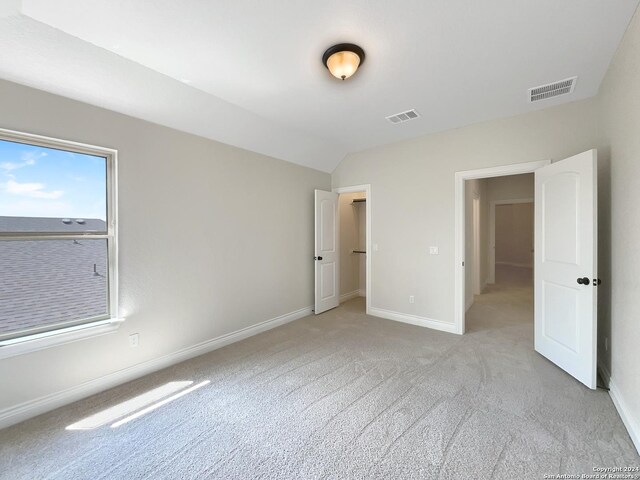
(314, 189), (339, 314)
(534, 149), (597, 389)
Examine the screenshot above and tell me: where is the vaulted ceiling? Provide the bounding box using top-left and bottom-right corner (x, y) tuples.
(1, 1), (638, 172)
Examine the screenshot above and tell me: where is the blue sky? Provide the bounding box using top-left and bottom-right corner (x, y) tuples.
(0, 139), (106, 220)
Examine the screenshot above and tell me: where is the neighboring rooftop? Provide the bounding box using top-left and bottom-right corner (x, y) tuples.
(0, 217), (108, 337)
(0, 216), (106, 233)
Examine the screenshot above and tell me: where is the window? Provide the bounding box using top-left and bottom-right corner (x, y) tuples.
(0, 128), (118, 346)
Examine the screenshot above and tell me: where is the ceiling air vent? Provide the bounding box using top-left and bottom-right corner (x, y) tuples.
(529, 76), (577, 102)
(386, 109), (420, 124)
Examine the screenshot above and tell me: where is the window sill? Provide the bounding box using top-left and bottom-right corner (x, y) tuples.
(0, 318), (125, 360)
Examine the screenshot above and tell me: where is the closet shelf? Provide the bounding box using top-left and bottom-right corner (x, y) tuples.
(351, 198), (366, 204)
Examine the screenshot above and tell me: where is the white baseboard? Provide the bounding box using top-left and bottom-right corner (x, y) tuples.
(340, 290), (360, 303)
(358, 289), (366, 297)
(607, 377), (640, 455)
(0, 305), (312, 430)
(369, 307), (458, 334)
(598, 362), (640, 455)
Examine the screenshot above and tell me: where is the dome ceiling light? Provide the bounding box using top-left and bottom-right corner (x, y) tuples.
(322, 43), (365, 81)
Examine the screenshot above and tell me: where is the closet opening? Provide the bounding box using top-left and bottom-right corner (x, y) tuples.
(338, 191), (367, 313)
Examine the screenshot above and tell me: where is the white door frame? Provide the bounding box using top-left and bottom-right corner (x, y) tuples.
(488, 198), (534, 284)
(333, 184), (372, 315)
(454, 160), (550, 334)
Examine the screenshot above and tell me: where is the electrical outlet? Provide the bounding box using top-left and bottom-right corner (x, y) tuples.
(409, 295), (415, 304)
(429, 246), (439, 255)
(373, 243), (379, 252)
(129, 333), (139, 348)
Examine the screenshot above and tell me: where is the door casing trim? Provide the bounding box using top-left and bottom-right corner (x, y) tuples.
(333, 184), (372, 315)
(454, 160), (550, 334)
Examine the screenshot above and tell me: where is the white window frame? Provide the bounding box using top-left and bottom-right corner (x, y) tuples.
(0, 128), (122, 359)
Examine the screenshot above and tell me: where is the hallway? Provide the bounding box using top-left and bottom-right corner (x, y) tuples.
(467, 264), (533, 333)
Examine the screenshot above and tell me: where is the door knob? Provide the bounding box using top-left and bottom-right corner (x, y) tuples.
(593, 278), (602, 286)
(314, 256), (323, 261)
(577, 277), (590, 285)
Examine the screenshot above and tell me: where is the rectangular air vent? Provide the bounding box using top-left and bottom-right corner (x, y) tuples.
(529, 76), (577, 102)
(386, 109), (420, 124)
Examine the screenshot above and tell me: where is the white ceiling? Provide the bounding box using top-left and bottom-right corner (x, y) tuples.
(1, 1), (638, 172)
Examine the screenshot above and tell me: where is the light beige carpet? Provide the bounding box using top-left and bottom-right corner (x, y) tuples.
(1, 268), (637, 479)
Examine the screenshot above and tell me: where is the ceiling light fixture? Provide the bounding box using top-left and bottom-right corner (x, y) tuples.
(322, 43), (365, 81)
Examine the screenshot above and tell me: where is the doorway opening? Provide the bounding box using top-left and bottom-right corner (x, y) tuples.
(333, 184), (371, 315)
(464, 174), (535, 333)
(337, 191), (366, 313)
(314, 185), (371, 316)
(454, 159), (549, 334)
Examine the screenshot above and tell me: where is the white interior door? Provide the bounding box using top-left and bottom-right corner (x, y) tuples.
(534, 149), (597, 389)
(314, 190), (339, 314)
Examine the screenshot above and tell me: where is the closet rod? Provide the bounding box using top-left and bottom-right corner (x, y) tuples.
(352, 250), (366, 254)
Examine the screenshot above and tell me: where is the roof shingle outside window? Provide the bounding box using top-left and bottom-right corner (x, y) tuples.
(0, 217), (108, 337)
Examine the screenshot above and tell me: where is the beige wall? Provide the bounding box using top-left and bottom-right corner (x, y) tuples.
(464, 180), (476, 307)
(332, 98), (599, 327)
(598, 6), (640, 445)
(486, 174), (534, 202)
(0, 79), (330, 414)
(464, 179), (488, 308)
(495, 203), (534, 267)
